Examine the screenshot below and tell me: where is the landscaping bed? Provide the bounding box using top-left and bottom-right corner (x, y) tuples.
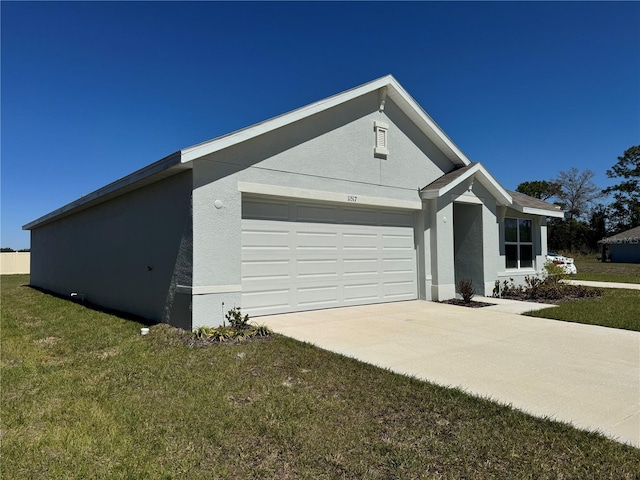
(441, 298), (496, 308)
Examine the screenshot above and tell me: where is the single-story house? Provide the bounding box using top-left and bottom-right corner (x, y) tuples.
(23, 75), (563, 329)
(598, 226), (640, 263)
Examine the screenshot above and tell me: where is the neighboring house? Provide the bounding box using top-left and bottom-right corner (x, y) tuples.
(23, 75), (563, 329)
(598, 226), (640, 263)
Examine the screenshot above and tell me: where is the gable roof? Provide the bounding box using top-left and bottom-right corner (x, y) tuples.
(420, 164), (565, 218)
(181, 75), (471, 166)
(421, 163), (512, 206)
(599, 225), (640, 244)
(24, 75), (470, 231)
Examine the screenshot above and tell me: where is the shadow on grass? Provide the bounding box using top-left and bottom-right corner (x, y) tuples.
(24, 284), (158, 327)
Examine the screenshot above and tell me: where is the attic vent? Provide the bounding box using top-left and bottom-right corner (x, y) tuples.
(374, 121), (389, 157)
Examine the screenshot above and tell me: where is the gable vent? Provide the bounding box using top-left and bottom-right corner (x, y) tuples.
(374, 121), (389, 157)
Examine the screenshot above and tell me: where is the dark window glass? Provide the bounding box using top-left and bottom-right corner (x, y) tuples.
(505, 218), (517, 242)
(519, 219), (532, 243)
(505, 245), (518, 268)
(520, 245), (533, 268)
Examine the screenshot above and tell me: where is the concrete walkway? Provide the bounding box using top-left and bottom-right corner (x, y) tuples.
(257, 300), (640, 447)
(568, 279), (640, 290)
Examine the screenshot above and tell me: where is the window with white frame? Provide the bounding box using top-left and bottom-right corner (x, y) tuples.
(504, 217), (533, 269)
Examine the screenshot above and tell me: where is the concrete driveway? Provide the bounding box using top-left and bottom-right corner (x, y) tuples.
(257, 300), (640, 447)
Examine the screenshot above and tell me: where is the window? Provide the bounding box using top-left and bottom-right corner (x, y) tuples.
(374, 121), (389, 156)
(504, 217), (533, 269)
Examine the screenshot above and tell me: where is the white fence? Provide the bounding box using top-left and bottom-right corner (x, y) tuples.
(0, 252), (30, 274)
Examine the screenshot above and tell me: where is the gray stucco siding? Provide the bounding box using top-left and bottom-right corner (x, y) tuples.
(382, 98), (456, 185)
(427, 180), (502, 300)
(194, 94), (455, 194)
(30, 171), (193, 325)
(190, 95), (458, 325)
(25, 76), (557, 330)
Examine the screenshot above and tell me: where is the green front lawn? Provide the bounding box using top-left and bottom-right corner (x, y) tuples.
(2, 275), (639, 478)
(573, 255), (640, 284)
(525, 288), (640, 332)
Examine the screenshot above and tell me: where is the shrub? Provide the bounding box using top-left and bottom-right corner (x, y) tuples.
(193, 308), (272, 344)
(492, 268), (602, 303)
(225, 307), (251, 329)
(543, 260), (569, 286)
(456, 278), (476, 304)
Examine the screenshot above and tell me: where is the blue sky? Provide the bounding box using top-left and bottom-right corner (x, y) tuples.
(2, 1), (638, 249)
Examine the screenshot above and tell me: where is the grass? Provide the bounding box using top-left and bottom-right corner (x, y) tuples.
(2, 275), (639, 478)
(571, 254), (640, 284)
(525, 288), (640, 332)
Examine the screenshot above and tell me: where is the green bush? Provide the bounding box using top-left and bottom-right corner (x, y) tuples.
(225, 306), (251, 329)
(493, 265), (602, 302)
(193, 307), (272, 343)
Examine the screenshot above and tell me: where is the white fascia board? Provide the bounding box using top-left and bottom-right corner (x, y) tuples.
(421, 166), (477, 199)
(181, 76), (395, 163)
(238, 181), (422, 210)
(180, 75), (471, 167)
(475, 166), (512, 206)
(421, 163), (512, 206)
(385, 80), (471, 167)
(23, 152), (184, 230)
(512, 204), (565, 218)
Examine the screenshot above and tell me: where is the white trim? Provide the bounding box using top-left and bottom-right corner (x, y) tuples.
(180, 75), (471, 166)
(513, 204), (565, 218)
(421, 163), (512, 206)
(451, 192), (483, 205)
(177, 285), (242, 295)
(25, 75), (471, 230)
(497, 269), (537, 277)
(237, 181), (423, 210)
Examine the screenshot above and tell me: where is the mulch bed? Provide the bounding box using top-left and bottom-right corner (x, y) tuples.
(441, 299), (496, 308)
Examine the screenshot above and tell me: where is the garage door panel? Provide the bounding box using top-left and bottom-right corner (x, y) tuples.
(382, 211), (413, 227)
(344, 282), (380, 301)
(343, 232), (378, 250)
(343, 208), (379, 225)
(242, 259), (291, 280)
(343, 258), (379, 276)
(242, 198), (417, 315)
(242, 288), (290, 311)
(243, 199), (290, 221)
(383, 280), (416, 299)
(382, 233), (415, 250)
(383, 257), (415, 274)
(295, 230), (338, 250)
(296, 204), (338, 223)
(297, 259), (339, 278)
(297, 285), (340, 307)
(243, 228), (290, 251)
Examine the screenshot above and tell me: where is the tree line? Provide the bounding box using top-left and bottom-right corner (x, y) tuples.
(516, 145), (639, 254)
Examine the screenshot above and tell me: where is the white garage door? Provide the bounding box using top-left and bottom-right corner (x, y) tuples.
(241, 197), (417, 316)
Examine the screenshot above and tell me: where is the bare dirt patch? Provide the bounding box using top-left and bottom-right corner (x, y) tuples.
(95, 347), (120, 359)
(34, 337), (60, 347)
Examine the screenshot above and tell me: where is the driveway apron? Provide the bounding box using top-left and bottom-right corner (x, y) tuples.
(257, 300), (640, 447)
